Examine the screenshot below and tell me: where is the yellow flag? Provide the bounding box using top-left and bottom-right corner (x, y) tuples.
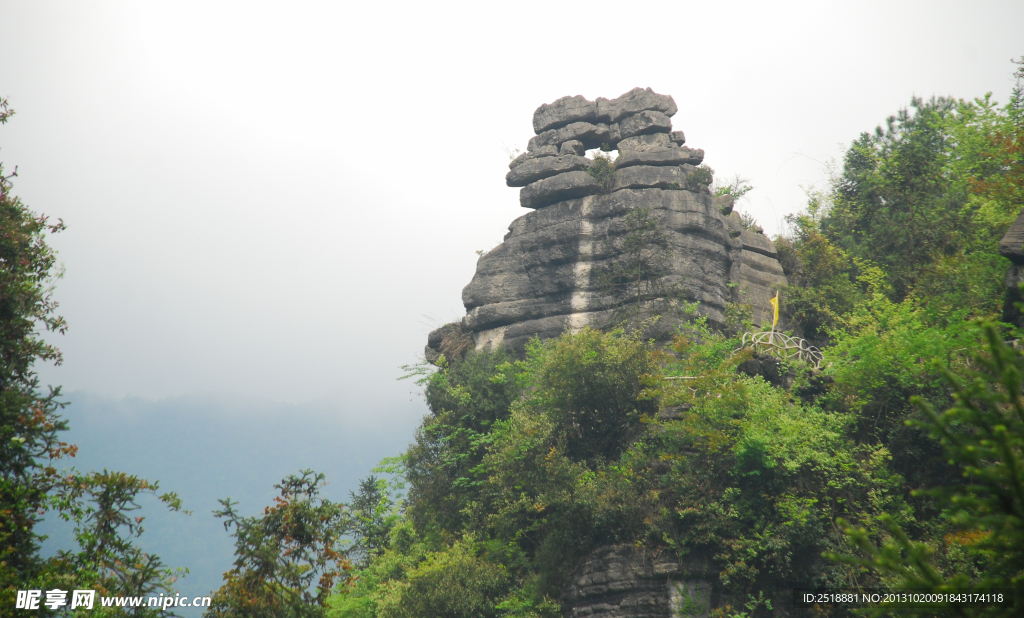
(769, 291), (780, 328)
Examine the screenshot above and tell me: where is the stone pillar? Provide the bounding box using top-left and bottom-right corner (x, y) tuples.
(425, 87), (790, 361)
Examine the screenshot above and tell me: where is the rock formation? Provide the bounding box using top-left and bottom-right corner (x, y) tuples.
(427, 88), (788, 359)
(421, 90), (799, 615)
(561, 545), (712, 618)
(999, 208), (1024, 327)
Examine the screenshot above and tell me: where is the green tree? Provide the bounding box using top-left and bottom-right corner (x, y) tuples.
(777, 184), (862, 345)
(519, 326), (658, 464)
(347, 471), (403, 569)
(825, 96), (965, 301)
(586, 153), (616, 192)
(374, 537), (510, 618)
(0, 96), (72, 608)
(405, 347), (519, 536)
(713, 174), (759, 231)
(820, 85), (1021, 314)
(41, 470), (188, 617)
(474, 328), (661, 594)
(833, 324), (1024, 616)
(1, 97), (189, 617)
(207, 470), (352, 618)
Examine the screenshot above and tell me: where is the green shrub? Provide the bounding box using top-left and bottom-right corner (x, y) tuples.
(587, 154), (616, 192)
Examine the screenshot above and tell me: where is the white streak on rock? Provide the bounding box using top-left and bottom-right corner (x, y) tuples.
(568, 197), (594, 334)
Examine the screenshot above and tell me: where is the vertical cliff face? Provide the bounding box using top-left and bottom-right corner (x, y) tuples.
(427, 88), (787, 359)
(728, 218), (790, 327)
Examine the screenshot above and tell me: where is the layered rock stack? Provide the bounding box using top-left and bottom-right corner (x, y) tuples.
(427, 88), (788, 359)
(506, 89), (697, 209)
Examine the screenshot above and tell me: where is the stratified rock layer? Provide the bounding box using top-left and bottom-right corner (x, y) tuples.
(616, 147), (704, 169)
(506, 155), (593, 187)
(464, 187), (735, 352)
(518, 171), (603, 209)
(427, 88), (789, 357)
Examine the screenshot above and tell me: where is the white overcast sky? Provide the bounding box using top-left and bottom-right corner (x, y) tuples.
(0, 0), (1021, 411)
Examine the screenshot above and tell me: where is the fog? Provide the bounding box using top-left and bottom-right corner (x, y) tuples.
(1, 0), (1021, 411)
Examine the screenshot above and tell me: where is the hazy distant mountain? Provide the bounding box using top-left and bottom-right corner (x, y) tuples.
(38, 391), (425, 617)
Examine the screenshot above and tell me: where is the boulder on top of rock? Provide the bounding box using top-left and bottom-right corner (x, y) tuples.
(506, 155), (593, 187)
(617, 133), (671, 153)
(533, 95), (598, 134)
(519, 171), (602, 209)
(529, 122), (610, 151)
(618, 110), (673, 139)
(612, 165), (694, 192)
(560, 140), (586, 156)
(670, 130), (686, 145)
(615, 146), (704, 169)
(597, 87), (678, 123)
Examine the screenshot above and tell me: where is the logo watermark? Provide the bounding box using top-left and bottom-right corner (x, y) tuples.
(16, 589), (211, 611)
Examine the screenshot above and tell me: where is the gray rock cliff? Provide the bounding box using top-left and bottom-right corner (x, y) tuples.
(427, 88), (788, 359)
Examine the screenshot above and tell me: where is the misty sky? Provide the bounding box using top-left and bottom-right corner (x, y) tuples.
(1, 0), (1021, 414)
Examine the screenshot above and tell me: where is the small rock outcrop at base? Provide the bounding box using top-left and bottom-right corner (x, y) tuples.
(999, 208), (1024, 328)
(426, 88), (789, 359)
(561, 545), (711, 618)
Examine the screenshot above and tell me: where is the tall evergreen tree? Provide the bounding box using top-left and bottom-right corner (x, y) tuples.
(347, 474), (397, 568)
